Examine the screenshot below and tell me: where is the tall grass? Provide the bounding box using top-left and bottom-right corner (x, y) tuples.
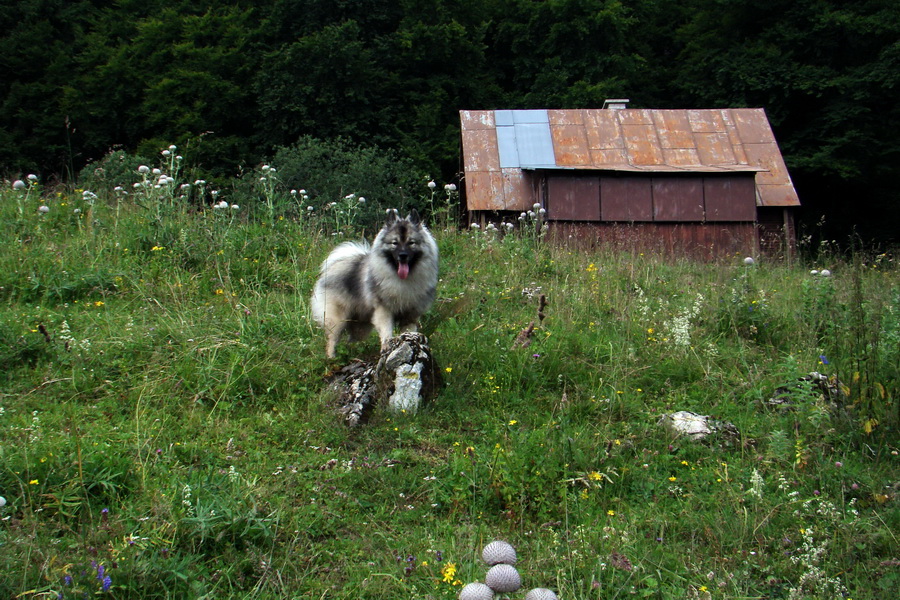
(0, 164), (897, 599)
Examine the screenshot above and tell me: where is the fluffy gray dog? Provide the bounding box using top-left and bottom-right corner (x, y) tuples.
(311, 208), (439, 358)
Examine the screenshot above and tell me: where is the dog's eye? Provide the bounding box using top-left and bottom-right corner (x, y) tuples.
(408, 240), (417, 246)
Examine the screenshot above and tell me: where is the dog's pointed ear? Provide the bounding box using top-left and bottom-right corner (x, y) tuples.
(407, 208), (421, 226)
(385, 208), (399, 226)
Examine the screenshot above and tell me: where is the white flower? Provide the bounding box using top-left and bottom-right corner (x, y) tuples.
(307, 206), (314, 211)
(471, 223), (480, 229)
(73, 208), (81, 214)
(12, 180), (26, 190)
(448, 183), (457, 191)
(180, 184), (191, 191)
(194, 179), (205, 186)
(161, 149), (171, 157)
(138, 165), (150, 174)
(175, 155), (182, 161)
(290, 189), (297, 196)
(168, 144), (177, 151)
(528, 210), (536, 218)
(152, 168), (161, 175)
(427, 180), (436, 189)
(810, 270), (819, 275)
(262, 164), (270, 171)
(231, 204), (239, 211)
(299, 189), (306, 195)
(539, 208), (546, 215)
(743, 257), (755, 265)
(358, 197), (366, 203)
(820, 269), (831, 277)
(133, 182), (142, 189)
(211, 190), (219, 197)
(533, 202), (541, 211)
(27, 174), (38, 181)
(38, 205), (50, 213)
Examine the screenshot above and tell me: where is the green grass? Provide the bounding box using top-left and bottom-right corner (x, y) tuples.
(0, 178), (898, 599)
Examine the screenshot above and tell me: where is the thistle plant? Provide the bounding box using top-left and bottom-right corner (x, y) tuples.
(325, 192), (367, 235)
(256, 164), (283, 226)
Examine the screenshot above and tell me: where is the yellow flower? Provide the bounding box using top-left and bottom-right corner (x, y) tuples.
(668, 476), (677, 482)
(445, 367), (452, 373)
(441, 562), (457, 584)
(29, 479), (39, 485)
(94, 301), (104, 307)
(588, 471), (603, 481)
(215, 289), (224, 295)
(607, 509), (615, 516)
(508, 419), (518, 426)
(151, 245), (165, 251)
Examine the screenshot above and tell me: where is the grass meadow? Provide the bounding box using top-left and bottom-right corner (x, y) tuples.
(1, 161), (898, 599)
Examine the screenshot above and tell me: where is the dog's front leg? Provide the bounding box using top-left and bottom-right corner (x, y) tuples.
(371, 306), (395, 350)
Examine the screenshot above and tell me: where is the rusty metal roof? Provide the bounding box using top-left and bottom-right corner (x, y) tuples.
(460, 108), (800, 211)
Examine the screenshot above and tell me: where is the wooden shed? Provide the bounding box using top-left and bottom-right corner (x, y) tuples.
(459, 107), (800, 256)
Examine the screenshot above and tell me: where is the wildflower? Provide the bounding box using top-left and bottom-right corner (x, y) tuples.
(29, 479), (39, 485)
(161, 149), (171, 157)
(743, 256), (755, 265)
(13, 180), (26, 190)
(427, 180), (436, 189)
(445, 367), (452, 373)
(231, 204), (239, 211)
(38, 205), (49, 213)
(668, 476), (676, 482)
(508, 419), (517, 426)
(820, 269), (831, 277)
(819, 355), (829, 365)
(588, 471), (603, 481)
(358, 196), (366, 203)
(291, 189), (297, 195)
(441, 562), (457, 583)
(27, 173), (38, 181)
(94, 301), (104, 307)
(810, 269), (819, 275)
(101, 575), (112, 592)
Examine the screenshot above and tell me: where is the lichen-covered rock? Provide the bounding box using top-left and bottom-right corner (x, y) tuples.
(658, 411), (739, 446)
(330, 332), (440, 426)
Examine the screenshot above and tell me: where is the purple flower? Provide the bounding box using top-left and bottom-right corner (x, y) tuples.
(64, 575), (73, 586)
(102, 575), (112, 592)
(819, 355), (830, 365)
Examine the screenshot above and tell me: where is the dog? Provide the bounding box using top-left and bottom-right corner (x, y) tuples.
(311, 208), (439, 358)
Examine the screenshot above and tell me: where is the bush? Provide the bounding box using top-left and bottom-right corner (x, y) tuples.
(271, 136), (427, 232)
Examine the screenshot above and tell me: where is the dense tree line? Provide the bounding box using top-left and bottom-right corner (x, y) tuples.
(1, 0), (898, 242)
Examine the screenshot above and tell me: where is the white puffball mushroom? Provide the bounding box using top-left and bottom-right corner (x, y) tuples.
(458, 582), (494, 600)
(525, 588), (559, 600)
(482, 540), (517, 566)
(485, 564), (521, 593)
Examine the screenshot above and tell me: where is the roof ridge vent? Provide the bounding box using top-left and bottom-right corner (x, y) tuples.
(602, 98), (630, 110)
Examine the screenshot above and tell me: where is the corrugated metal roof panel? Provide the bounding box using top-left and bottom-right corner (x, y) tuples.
(459, 107), (800, 209)
(515, 122), (556, 168)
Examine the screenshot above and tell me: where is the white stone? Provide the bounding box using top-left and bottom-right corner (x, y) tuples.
(482, 540), (517, 565)
(485, 564), (521, 593)
(525, 589), (559, 600)
(458, 582), (494, 600)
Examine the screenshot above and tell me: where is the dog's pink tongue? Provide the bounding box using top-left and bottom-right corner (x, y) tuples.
(397, 262), (410, 280)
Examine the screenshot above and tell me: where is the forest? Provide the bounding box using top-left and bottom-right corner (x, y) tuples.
(2, 0), (898, 243)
